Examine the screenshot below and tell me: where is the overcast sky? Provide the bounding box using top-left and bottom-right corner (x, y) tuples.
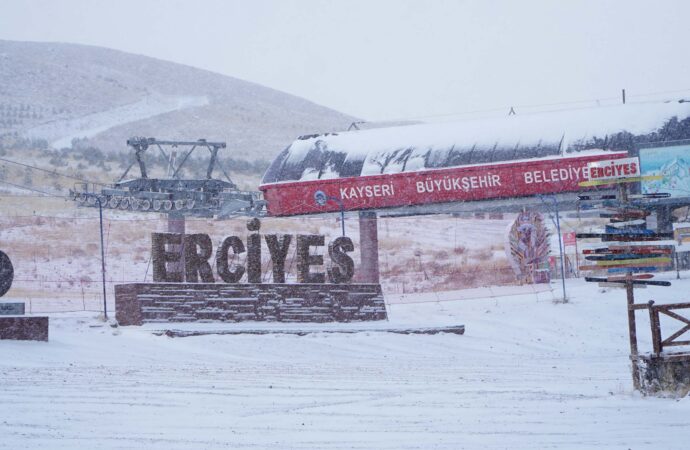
(2, 0), (690, 121)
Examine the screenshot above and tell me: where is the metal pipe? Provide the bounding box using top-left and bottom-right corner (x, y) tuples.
(539, 195), (567, 302)
(554, 201), (567, 302)
(330, 197), (345, 237)
(96, 197), (108, 320)
(313, 190), (346, 237)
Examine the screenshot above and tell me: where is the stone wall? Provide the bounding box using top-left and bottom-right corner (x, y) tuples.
(0, 317), (49, 341)
(115, 283), (387, 325)
(637, 353), (690, 396)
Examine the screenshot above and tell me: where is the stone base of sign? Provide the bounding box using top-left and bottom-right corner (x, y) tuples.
(155, 324), (465, 337)
(115, 283), (387, 325)
(0, 316), (49, 341)
(637, 353), (690, 396)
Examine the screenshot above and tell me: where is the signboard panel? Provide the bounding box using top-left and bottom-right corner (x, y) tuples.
(0, 303), (25, 315)
(587, 157), (640, 182)
(675, 223), (690, 244)
(640, 144), (690, 198)
(562, 232), (577, 247)
(505, 211), (550, 284)
(261, 152), (627, 216)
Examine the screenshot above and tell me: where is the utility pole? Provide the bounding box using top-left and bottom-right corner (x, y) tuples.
(96, 197), (108, 320)
(539, 195), (568, 303)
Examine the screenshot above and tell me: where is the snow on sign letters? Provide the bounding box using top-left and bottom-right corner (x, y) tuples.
(151, 219), (355, 284)
(587, 157), (640, 182)
(261, 152), (628, 216)
(340, 182), (395, 200)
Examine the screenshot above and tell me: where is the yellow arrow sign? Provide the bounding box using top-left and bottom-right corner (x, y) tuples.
(594, 256), (671, 267)
(579, 175), (662, 187)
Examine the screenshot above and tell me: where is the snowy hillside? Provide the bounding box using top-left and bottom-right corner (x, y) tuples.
(0, 40), (357, 161)
(27, 94), (210, 148)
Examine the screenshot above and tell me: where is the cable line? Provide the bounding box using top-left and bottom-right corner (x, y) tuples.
(0, 179), (66, 198)
(0, 156), (106, 186)
(371, 87), (690, 124)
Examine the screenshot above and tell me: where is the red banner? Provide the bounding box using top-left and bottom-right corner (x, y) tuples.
(562, 232), (577, 247)
(260, 152), (627, 216)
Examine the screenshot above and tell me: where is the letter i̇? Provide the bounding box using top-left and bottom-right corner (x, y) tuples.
(246, 218), (262, 283)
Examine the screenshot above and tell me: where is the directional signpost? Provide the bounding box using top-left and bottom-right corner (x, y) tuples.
(576, 156), (673, 390)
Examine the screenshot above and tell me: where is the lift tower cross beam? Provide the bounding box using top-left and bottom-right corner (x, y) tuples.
(123, 137), (228, 182)
(70, 137), (265, 219)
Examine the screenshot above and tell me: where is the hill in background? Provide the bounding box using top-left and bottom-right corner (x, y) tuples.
(0, 40), (363, 185)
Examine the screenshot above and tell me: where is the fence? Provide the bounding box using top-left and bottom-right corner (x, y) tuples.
(646, 301), (690, 355)
(0, 195), (566, 312)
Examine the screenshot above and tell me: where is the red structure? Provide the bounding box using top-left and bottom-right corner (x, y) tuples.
(261, 152), (626, 216)
(259, 101), (690, 283)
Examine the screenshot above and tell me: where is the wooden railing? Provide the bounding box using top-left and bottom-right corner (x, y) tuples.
(643, 301), (690, 355)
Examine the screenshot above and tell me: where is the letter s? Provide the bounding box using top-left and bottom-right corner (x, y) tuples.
(328, 236), (355, 283)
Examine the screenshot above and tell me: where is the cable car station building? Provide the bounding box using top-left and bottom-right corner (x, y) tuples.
(260, 101), (690, 283)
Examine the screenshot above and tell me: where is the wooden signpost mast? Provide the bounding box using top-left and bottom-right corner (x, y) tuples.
(578, 163), (672, 389)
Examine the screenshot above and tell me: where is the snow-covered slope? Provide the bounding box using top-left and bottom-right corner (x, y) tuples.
(27, 94), (210, 148)
(0, 40), (357, 161)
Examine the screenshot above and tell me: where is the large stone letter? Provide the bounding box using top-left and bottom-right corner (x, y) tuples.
(265, 234), (292, 283)
(328, 236), (355, 283)
(246, 218), (262, 283)
(216, 236), (246, 283)
(152, 233), (183, 282)
(296, 234), (325, 283)
(184, 234), (215, 283)
(0, 250), (14, 297)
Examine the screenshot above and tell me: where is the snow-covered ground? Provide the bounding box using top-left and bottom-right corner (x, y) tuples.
(2, 274), (689, 449)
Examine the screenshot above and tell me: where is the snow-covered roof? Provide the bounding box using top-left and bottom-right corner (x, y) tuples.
(261, 101), (690, 184)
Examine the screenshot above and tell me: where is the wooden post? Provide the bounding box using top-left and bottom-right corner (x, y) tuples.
(358, 211), (380, 283)
(656, 205), (673, 234)
(574, 236), (580, 278)
(618, 183), (628, 203)
(648, 300), (662, 355)
(626, 273), (641, 389)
